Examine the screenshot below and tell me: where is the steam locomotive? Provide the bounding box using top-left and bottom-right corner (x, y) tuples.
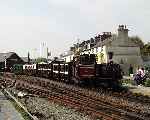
(12, 54), (122, 87)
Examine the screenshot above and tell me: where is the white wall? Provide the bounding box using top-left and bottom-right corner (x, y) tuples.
(106, 42), (143, 75)
(63, 54), (74, 62)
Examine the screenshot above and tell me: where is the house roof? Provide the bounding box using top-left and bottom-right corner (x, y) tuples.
(60, 51), (74, 57)
(0, 52), (17, 62)
(21, 57), (28, 63)
(94, 35), (116, 48)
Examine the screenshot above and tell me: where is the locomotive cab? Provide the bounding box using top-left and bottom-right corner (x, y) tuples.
(72, 54), (96, 85)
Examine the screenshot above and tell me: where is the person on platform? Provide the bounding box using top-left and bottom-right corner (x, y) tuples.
(134, 67), (145, 85)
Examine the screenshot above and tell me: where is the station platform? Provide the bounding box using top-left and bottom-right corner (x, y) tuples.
(0, 90), (24, 120)
(123, 84), (150, 96)
(122, 76), (150, 96)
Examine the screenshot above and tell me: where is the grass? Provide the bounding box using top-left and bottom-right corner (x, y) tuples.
(144, 79), (150, 87)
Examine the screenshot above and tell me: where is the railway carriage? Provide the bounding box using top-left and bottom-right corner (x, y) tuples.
(23, 64), (37, 76)
(37, 62), (51, 78)
(52, 63), (60, 80)
(60, 63), (69, 82)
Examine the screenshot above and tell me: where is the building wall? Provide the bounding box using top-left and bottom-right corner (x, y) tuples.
(105, 25), (143, 75)
(107, 46), (143, 66)
(40, 42), (48, 58)
(143, 56), (150, 66)
(63, 54), (74, 63)
(81, 25), (143, 75)
(96, 46), (108, 64)
(61, 25), (143, 75)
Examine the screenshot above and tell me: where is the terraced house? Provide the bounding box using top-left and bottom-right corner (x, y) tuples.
(61, 25), (143, 75)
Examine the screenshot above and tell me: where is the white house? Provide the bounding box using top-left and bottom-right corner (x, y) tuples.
(60, 51), (74, 63)
(61, 25), (143, 75)
(82, 25), (143, 74)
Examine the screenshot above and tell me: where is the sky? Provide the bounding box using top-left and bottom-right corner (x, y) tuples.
(0, 0), (149, 58)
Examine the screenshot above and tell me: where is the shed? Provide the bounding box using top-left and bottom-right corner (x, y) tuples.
(0, 52), (24, 71)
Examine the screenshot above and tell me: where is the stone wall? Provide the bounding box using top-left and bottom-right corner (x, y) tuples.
(106, 25), (143, 75)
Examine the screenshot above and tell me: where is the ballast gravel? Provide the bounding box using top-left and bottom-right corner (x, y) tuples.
(7, 87), (92, 120)
(21, 97), (91, 120)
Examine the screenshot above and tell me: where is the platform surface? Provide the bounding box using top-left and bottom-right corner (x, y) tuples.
(0, 90), (24, 120)
(123, 83), (150, 96)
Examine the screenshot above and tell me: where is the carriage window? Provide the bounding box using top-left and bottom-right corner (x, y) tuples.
(53, 65), (58, 71)
(90, 54), (96, 64)
(108, 52), (113, 59)
(65, 65), (68, 71)
(44, 64), (47, 69)
(80, 54), (95, 65)
(60, 65), (65, 71)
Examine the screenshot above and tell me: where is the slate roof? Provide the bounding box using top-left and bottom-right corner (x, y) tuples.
(21, 57), (28, 63)
(0, 52), (16, 62)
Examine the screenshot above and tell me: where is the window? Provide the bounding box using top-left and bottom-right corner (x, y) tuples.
(108, 52), (113, 59)
(80, 54), (95, 65)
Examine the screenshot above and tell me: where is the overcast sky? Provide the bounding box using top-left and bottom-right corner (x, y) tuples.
(0, 0), (149, 58)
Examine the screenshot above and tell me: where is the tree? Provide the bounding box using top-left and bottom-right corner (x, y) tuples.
(141, 43), (150, 56)
(36, 57), (47, 63)
(129, 36), (150, 56)
(130, 36), (144, 49)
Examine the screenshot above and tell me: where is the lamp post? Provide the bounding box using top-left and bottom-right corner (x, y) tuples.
(4, 55), (7, 72)
(1, 55), (7, 89)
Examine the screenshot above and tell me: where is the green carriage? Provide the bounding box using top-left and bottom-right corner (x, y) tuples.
(12, 64), (23, 74)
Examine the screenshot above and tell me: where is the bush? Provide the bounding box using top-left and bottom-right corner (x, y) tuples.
(144, 79), (150, 87)
(120, 79), (132, 85)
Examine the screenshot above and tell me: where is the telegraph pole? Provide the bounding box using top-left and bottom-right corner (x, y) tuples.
(27, 52), (30, 64)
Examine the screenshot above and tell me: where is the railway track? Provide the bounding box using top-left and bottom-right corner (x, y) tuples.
(12, 74), (150, 103)
(1, 73), (150, 119)
(15, 82), (137, 120)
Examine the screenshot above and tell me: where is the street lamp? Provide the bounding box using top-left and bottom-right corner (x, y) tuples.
(2, 55), (7, 88)
(4, 55), (7, 72)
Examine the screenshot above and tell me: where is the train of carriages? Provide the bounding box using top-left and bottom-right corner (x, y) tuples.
(12, 54), (122, 88)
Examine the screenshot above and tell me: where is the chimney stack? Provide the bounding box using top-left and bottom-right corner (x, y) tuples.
(117, 25), (129, 45)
